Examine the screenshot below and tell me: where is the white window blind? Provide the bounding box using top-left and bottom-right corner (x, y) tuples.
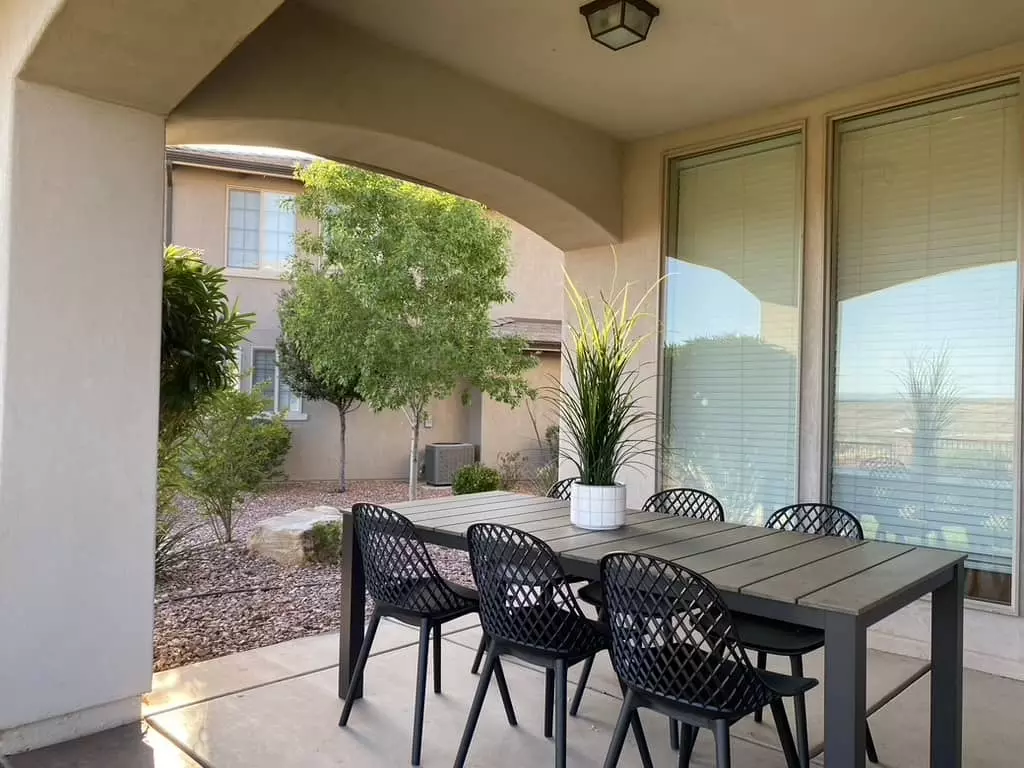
(228, 190), (296, 270)
(663, 134), (803, 524)
(830, 83), (1020, 604)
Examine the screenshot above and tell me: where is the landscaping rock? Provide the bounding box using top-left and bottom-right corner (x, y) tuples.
(247, 506), (343, 567)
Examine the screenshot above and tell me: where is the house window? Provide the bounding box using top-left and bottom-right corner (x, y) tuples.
(829, 82), (1020, 604)
(227, 189), (296, 270)
(252, 348), (301, 415)
(662, 133), (804, 524)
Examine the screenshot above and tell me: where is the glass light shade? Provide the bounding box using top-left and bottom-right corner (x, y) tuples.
(580, 0), (659, 51)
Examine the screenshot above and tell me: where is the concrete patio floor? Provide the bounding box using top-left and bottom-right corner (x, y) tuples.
(7, 617), (1024, 767)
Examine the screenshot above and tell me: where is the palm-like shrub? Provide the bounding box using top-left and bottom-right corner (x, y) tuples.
(557, 275), (654, 486)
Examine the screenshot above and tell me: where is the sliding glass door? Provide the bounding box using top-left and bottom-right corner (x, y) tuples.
(662, 134), (803, 524)
(830, 83), (1020, 603)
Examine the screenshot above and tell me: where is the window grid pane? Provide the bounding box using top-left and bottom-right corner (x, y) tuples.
(830, 83), (1020, 604)
(252, 350), (277, 411)
(228, 190), (261, 268)
(662, 134), (803, 525)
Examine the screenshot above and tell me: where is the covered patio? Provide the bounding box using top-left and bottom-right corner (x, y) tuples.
(5, 0), (1024, 765)
(9, 622), (1023, 768)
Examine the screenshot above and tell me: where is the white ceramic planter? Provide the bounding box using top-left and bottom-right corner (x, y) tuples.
(570, 482), (627, 531)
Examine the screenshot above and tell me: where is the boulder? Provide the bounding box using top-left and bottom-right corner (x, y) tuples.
(247, 506), (343, 567)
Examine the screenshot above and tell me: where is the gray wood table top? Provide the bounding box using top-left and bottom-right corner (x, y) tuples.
(393, 491), (966, 617)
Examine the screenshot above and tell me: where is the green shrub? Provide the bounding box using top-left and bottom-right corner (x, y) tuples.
(305, 520), (343, 564)
(533, 460), (558, 496)
(496, 451), (527, 491)
(452, 463), (503, 495)
(182, 389), (292, 542)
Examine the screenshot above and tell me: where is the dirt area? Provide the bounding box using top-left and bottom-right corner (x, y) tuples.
(153, 480), (467, 672)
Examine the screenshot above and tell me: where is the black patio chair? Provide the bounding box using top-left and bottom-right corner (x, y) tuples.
(338, 503), (516, 766)
(454, 523), (654, 768)
(571, 487), (726, 737)
(547, 476), (579, 501)
(600, 552), (813, 768)
(469, 476), (581, 676)
(737, 503), (878, 768)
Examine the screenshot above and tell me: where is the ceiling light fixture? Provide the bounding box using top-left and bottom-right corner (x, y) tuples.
(580, 0), (660, 51)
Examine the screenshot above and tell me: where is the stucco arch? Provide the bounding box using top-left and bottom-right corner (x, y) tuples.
(167, 2), (622, 252)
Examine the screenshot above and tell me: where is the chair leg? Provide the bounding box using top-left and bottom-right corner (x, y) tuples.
(713, 719), (731, 768)
(453, 644), (499, 768)
(670, 718), (680, 751)
(470, 634), (486, 675)
(678, 724), (697, 768)
(492, 657), (518, 726)
(570, 655), (594, 716)
(554, 659), (568, 768)
(866, 721), (880, 764)
(544, 668), (555, 738)
(410, 619), (431, 766)
(630, 710), (654, 768)
(790, 656), (810, 768)
(753, 651), (767, 723)
(769, 699), (801, 768)
(432, 622), (442, 694)
(338, 609), (382, 726)
(601, 688), (639, 768)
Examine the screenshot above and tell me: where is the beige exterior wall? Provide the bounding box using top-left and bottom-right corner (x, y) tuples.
(497, 218), (565, 322)
(477, 353), (561, 471)
(169, 163), (563, 482)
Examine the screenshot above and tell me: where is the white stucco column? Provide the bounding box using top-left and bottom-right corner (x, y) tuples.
(0, 77), (165, 751)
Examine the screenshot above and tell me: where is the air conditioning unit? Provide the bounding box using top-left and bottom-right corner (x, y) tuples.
(424, 443), (476, 486)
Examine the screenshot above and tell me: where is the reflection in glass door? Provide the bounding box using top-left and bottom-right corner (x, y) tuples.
(662, 134), (803, 524)
(830, 83), (1020, 603)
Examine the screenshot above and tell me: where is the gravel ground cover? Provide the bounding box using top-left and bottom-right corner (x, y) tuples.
(153, 480), (465, 672)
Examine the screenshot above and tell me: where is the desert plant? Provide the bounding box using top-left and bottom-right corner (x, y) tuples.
(182, 389), (292, 543)
(452, 463), (503, 495)
(304, 520), (343, 564)
(895, 346), (961, 469)
(496, 451), (528, 491)
(533, 460), (559, 496)
(157, 247), (251, 572)
(555, 273), (655, 486)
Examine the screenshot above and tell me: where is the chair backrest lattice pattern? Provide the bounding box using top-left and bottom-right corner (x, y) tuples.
(546, 477), (578, 501)
(467, 523), (604, 657)
(643, 488), (725, 522)
(352, 502), (471, 616)
(766, 503), (864, 540)
(600, 552), (774, 718)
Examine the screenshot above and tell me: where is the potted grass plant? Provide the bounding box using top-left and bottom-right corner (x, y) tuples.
(557, 273), (654, 530)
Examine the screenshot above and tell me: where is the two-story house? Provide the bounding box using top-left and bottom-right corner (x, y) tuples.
(166, 145), (563, 483)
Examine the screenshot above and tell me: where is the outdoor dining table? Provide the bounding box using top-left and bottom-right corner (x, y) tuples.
(337, 491), (966, 768)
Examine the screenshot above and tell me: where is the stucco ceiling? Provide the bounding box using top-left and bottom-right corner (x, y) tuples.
(304, 0), (1024, 139)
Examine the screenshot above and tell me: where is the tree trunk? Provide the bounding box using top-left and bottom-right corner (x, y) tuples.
(336, 404), (348, 494)
(408, 408), (421, 501)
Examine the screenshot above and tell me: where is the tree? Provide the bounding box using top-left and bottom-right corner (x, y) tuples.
(292, 162), (536, 499)
(161, 246), (253, 446)
(182, 389), (292, 543)
(277, 280), (362, 492)
(157, 246), (252, 574)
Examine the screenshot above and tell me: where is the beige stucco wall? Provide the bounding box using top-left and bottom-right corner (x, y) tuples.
(170, 165), (563, 482)
(477, 353), (561, 472)
(567, 43), (1024, 680)
(0, 78), (165, 749)
(495, 218), (565, 321)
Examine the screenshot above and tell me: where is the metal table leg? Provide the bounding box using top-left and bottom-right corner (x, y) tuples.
(824, 612), (866, 768)
(930, 563), (964, 768)
(338, 509), (366, 699)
